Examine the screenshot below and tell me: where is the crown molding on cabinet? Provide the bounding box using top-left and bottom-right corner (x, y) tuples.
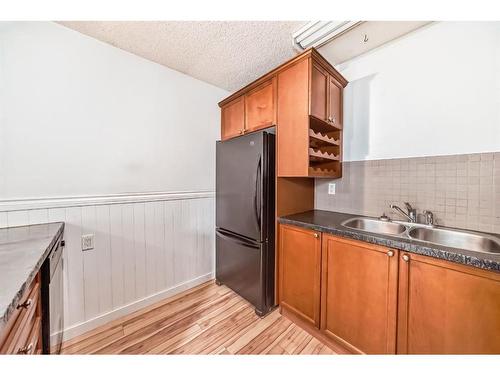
(0, 190), (215, 212)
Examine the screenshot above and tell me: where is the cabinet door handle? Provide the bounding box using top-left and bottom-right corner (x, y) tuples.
(331, 116), (336, 123)
(387, 250), (394, 257)
(17, 298), (32, 310)
(313, 233), (319, 238)
(17, 343), (33, 355)
(402, 254), (410, 262)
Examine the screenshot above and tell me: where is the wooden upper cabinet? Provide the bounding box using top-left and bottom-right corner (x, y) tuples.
(310, 61), (343, 128)
(221, 96), (245, 140)
(279, 224), (322, 328)
(321, 235), (399, 354)
(310, 62), (329, 122)
(277, 58), (310, 177)
(245, 78), (276, 133)
(218, 48), (348, 178)
(397, 252), (500, 354)
(328, 76), (342, 128)
(277, 52), (347, 178)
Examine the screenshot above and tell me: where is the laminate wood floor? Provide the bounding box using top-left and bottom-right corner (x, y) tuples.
(61, 280), (337, 355)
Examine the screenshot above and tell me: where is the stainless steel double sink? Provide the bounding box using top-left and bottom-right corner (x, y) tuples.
(341, 217), (500, 254)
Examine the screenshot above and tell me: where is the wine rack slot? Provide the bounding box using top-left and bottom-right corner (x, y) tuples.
(308, 166), (337, 177)
(309, 129), (339, 146)
(309, 115), (341, 134)
(308, 148), (339, 162)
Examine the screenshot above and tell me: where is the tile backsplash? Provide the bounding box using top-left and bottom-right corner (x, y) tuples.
(315, 152), (500, 234)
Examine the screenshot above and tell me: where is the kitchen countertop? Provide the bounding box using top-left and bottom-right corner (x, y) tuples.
(0, 222), (64, 331)
(278, 210), (500, 273)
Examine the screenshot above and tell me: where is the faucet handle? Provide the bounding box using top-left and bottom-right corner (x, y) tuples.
(423, 210), (434, 226)
(404, 202), (413, 211)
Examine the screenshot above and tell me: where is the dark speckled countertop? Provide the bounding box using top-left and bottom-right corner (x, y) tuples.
(0, 222), (64, 331)
(279, 210), (500, 273)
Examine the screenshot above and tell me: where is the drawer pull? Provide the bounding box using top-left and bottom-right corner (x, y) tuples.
(17, 298), (32, 310)
(17, 343), (33, 355)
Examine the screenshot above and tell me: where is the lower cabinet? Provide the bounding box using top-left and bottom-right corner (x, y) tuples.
(320, 235), (398, 354)
(278, 223), (500, 354)
(279, 224), (322, 328)
(397, 252), (500, 354)
(0, 274), (42, 354)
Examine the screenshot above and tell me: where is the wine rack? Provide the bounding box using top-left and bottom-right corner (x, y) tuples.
(308, 116), (342, 178)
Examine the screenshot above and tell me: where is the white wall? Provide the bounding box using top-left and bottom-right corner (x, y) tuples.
(0, 22), (228, 199)
(320, 22), (500, 161)
(0, 196), (215, 341)
(0, 22), (227, 340)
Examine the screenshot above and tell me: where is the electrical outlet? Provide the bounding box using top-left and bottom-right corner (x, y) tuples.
(81, 234), (94, 251)
(328, 183), (336, 195)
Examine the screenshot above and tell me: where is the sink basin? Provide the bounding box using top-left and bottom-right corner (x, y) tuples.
(342, 217), (407, 236)
(408, 227), (500, 254)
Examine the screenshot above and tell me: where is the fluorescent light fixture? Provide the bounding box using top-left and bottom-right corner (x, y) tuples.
(292, 21), (362, 50)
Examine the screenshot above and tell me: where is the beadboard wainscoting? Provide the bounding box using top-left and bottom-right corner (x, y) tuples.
(315, 152), (500, 234)
(0, 191), (215, 341)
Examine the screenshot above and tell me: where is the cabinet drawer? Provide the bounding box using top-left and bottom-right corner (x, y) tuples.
(16, 317), (41, 355)
(0, 279), (40, 354)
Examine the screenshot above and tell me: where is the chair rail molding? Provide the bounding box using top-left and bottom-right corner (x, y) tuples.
(0, 190), (215, 212)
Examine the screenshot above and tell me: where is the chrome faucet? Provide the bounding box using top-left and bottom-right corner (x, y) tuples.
(423, 210), (434, 226)
(390, 202), (417, 223)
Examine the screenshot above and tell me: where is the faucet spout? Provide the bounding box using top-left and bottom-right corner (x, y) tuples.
(390, 204), (416, 223)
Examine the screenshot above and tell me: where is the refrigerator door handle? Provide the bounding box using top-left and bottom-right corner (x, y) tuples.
(254, 156), (262, 233)
(216, 229), (259, 249)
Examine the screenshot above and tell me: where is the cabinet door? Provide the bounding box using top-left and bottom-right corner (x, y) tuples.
(221, 96), (244, 140)
(321, 235), (399, 354)
(398, 252), (500, 354)
(310, 62), (328, 122)
(279, 224), (321, 327)
(328, 76), (342, 128)
(245, 78), (276, 133)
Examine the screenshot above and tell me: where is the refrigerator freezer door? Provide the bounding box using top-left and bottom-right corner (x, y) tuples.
(216, 132), (264, 242)
(215, 229), (268, 314)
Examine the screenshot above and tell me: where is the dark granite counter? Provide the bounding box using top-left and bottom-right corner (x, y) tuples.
(279, 210), (500, 273)
(0, 222), (64, 331)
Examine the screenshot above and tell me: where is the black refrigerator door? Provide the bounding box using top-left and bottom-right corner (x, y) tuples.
(216, 132), (266, 242)
(216, 229), (273, 315)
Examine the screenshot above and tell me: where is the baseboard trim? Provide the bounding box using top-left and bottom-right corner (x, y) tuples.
(56, 272), (215, 342)
(280, 306), (353, 354)
(0, 190), (215, 212)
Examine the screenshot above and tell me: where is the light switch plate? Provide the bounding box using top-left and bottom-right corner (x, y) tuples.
(328, 183), (336, 195)
(81, 234), (94, 251)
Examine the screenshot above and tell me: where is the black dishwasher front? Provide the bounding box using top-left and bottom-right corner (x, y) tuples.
(41, 234), (64, 354)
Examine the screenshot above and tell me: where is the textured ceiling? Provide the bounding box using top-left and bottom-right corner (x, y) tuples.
(58, 21), (306, 91)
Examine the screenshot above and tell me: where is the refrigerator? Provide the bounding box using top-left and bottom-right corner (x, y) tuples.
(215, 129), (275, 316)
